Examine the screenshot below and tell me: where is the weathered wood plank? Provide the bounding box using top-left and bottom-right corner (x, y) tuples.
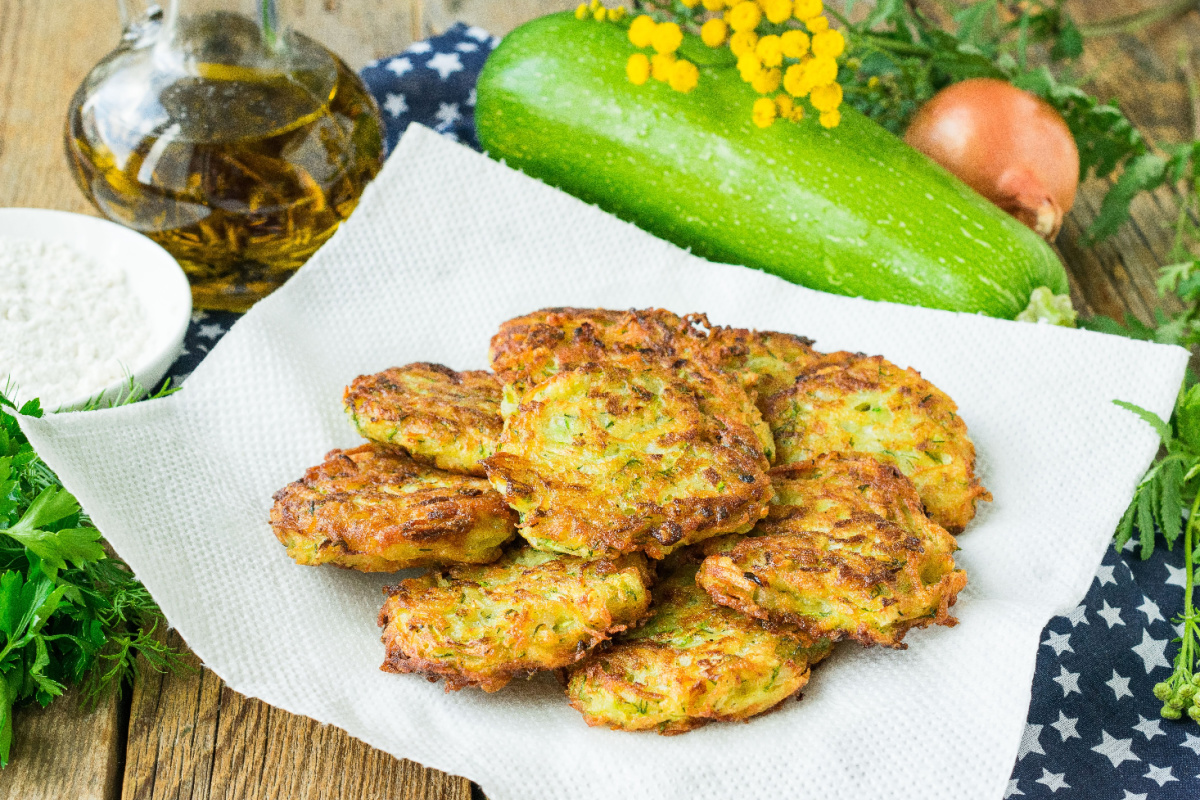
(1058, 0), (1200, 324)
(0, 689), (123, 800)
(121, 633), (472, 800)
(420, 0), (574, 38)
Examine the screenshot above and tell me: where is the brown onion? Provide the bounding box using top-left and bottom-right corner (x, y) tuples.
(904, 78), (1079, 240)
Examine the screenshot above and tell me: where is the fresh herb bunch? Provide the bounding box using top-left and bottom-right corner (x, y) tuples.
(1115, 387), (1200, 723)
(0, 387), (184, 767)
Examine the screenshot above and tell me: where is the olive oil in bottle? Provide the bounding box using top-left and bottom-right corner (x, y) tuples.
(66, 5), (385, 311)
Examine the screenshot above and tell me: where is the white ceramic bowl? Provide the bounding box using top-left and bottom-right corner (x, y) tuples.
(0, 208), (192, 412)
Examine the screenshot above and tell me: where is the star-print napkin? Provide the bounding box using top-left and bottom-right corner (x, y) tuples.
(153, 23), (1199, 800)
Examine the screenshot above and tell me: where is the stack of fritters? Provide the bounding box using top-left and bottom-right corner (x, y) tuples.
(269, 307), (990, 734)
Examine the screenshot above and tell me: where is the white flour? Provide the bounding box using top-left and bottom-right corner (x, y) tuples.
(0, 237), (151, 410)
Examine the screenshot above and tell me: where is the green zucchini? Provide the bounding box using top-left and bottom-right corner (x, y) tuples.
(476, 12), (1071, 320)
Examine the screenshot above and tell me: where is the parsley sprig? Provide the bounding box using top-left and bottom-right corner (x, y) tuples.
(0, 387), (185, 767)
(1115, 386), (1200, 723)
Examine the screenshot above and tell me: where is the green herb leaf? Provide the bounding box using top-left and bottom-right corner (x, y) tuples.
(1160, 458), (1184, 546)
(1113, 399), (1173, 445)
(1086, 153), (1168, 242)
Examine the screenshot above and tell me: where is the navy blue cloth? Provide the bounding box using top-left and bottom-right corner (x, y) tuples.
(163, 24), (1199, 798)
(359, 24), (500, 153)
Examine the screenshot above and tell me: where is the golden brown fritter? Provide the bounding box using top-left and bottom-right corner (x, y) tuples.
(378, 547), (653, 692)
(270, 444), (515, 571)
(344, 364), (502, 477)
(698, 326), (826, 411)
(566, 563), (831, 734)
(484, 362), (773, 559)
(762, 354), (990, 532)
(696, 454), (967, 647)
(488, 307), (774, 464)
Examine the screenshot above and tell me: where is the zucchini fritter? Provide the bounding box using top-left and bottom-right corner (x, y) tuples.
(696, 454), (967, 647)
(698, 326), (826, 411)
(484, 362), (773, 559)
(270, 444), (515, 571)
(566, 563), (831, 734)
(763, 354), (990, 532)
(344, 364), (502, 477)
(489, 307), (774, 463)
(378, 547), (653, 691)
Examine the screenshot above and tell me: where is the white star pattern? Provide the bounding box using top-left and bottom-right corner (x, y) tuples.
(1017, 723), (1045, 760)
(385, 56), (413, 77)
(427, 52), (464, 80)
(197, 323), (224, 339)
(1106, 669), (1133, 701)
(1120, 793), (1148, 800)
(466, 25), (490, 41)
(1042, 630), (1073, 656)
(190, 310), (208, 323)
(1143, 764), (1177, 786)
(1122, 536), (1139, 552)
(455, 41), (478, 52)
(466, 87), (477, 106)
(1003, 779), (1023, 798)
(1034, 769), (1069, 793)
(1064, 604), (1089, 627)
(408, 41), (432, 54)
(435, 102), (461, 127)
(1182, 732), (1200, 755)
(1166, 562), (1187, 588)
(1132, 715), (1164, 740)
(1052, 665), (1081, 697)
(1131, 629), (1172, 673)
(1096, 599), (1125, 628)
(383, 93), (408, 118)
(1049, 711), (1079, 742)
(1096, 564), (1116, 586)
(1138, 596), (1164, 624)
(1092, 731), (1140, 768)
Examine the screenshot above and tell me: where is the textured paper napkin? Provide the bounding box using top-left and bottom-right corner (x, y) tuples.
(20, 125), (1189, 799)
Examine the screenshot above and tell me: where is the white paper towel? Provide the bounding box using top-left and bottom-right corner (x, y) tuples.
(20, 125), (1190, 800)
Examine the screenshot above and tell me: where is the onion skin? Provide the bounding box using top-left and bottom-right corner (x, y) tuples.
(904, 78), (1079, 241)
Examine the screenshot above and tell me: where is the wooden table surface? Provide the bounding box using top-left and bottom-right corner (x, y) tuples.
(0, 0), (1196, 797)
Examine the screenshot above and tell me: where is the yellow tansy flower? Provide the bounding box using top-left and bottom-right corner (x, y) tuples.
(702, 0), (726, 9)
(867, 75), (880, 88)
(651, 52), (677, 81)
(793, 0), (822, 19)
(701, 18), (728, 48)
(727, 1), (762, 32)
(755, 35), (783, 68)
(680, 0), (702, 7)
(809, 82), (842, 112)
(593, 7), (607, 21)
(805, 55), (838, 86)
(811, 29), (845, 59)
(652, 22), (684, 54)
(609, 5), (626, 20)
(738, 51), (763, 82)
(574, 3), (589, 20)
(590, 0), (602, 9)
(752, 96), (777, 127)
(819, 108), (841, 128)
(626, 52), (651, 85)
(775, 93), (794, 117)
(669, 59), (700, 92)
(628, 15), (656, 48)
(729, 30), (759, 57)
(782, 62), (809, 96)
(780, 29), (810, 59)
(762, 0), (792, 24)
(806, 15), (829, 32)
(751, 67), (781, 94)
